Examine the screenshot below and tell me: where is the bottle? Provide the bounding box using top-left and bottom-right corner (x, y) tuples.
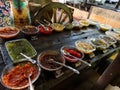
(10, 0), (31, 28)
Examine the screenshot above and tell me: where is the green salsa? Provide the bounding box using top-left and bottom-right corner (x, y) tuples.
(5, 39), (37, 62)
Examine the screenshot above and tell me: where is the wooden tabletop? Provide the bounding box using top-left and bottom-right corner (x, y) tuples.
(0, 25), (120, 90)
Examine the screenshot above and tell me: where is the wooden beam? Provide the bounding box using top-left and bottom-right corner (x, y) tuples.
(115, 0), (120, 9)
(92, 52), (120, 90)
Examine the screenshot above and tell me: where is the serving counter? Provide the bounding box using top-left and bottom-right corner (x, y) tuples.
(0, 25), (120, 90)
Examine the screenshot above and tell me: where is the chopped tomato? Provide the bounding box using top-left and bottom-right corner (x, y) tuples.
(64, 48), (82, 58)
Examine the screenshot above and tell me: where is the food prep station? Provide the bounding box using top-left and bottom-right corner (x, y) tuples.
(0, 1), (120, 90)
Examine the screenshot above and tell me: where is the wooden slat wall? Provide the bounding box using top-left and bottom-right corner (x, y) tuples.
(88, 6), (120, 28)
(73, 8), (89, 20)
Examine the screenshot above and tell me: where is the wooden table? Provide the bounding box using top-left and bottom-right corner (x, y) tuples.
(0, 25), (120, 90)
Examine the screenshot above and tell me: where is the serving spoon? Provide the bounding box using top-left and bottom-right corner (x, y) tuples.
(20, 53), (80, 74)
(35, 20), (49, 31)
(20, 53), (36, 64)
(28, 73), (34, 90)
(49, 59), (80, 74)
(62, 50), (91, 67)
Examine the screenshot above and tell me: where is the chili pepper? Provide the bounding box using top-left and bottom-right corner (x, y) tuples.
(76, 53), (82, 58)
(64, 48), (69, 52)
(64, 48), (82, 58)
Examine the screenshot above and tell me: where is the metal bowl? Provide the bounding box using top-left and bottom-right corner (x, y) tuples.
(1, 60), (40, 90)
(37, 50), (65, 71)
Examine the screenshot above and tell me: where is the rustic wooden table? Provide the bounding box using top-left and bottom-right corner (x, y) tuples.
(0, 25), (120, 90)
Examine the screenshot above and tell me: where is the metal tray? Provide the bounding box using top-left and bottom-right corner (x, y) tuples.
(5, 39), (37, 62)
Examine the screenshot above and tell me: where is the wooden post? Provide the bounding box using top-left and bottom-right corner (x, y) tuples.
(115, 0), (120, 9)
(92, 52), (120, 90)
(82, 0), (88, 7)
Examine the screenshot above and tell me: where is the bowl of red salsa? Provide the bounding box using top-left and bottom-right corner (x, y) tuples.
(39, 25), (53, 35)
(0, 26), (20, 39)
(1, 60), (40, 89)
(61, 45), (84, 63)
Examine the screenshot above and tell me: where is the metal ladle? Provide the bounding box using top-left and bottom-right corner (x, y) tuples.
(20, 53), (80, 74)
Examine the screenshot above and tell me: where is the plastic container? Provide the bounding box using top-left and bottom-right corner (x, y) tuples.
(113, 28), (120, 34)
(79, 19), (89, 27)
(90, 38), (109, 50)
(99, 35), (117, 46)
(61, 45), (84, 63)
(75, 40), (96, 54)
(87, 19), (98, 26)
(72, 20), (81, 30)
(65, 23), (73, 30)
(5, 39), (37, 62)
(39, 25), (53, 35)
(52, 23), (65, 32)
(105, 31), (120, 41)
(99, 24), (112, 31)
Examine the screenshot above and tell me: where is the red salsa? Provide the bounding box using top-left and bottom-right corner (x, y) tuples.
(2, 63), (38, 88)
(64, 48), (82, 58)
(0, 27), (19, 36)
(63, 48), (83, 62)
(39, 25), (53, 35)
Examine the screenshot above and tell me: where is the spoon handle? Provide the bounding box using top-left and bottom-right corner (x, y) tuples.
(64, 50), (91, 67)
(53, 61), (80, 74)
(28, 76), (34, 90)
(36, 20), (49, 31)
(79, 59), (91, 67)
(20, 53), (36, 64)
(68, 53), (91, 66)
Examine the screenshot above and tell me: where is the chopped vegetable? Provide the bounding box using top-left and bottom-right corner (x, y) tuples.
(5, 39), (37, 62)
